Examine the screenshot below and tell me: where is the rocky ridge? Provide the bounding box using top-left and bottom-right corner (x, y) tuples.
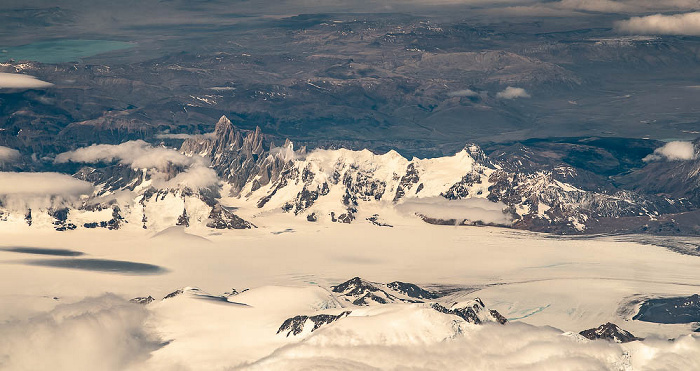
(280, 277), (507, 337)
(579, 322), (641, 343)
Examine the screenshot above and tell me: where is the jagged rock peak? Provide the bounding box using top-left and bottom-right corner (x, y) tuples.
(213, 115), (242, 150)
(387, 281), (439, 299)
(431, 298), (507, 325)
(331, 277), (377, 295)
(129, 296), (155, 305)
(246, 126), (264, 155)
(214, 115), (233, 135)
(331, 277), (400, 306)
(579, 322), (641, 343)
(462, 143), (490, 166)
(277, 311), (352, 337)
(331, 277), (438, 306)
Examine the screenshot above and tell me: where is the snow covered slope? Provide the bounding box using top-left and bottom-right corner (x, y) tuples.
(1, 222), (700, 370)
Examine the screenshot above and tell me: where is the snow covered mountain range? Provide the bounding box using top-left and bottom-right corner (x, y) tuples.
(1, 116), (698, 235)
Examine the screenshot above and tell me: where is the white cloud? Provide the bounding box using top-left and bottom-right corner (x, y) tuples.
(496, 86), (530, 99)
(0, 294), (162, 371)
(242, 318), (700, 371)
(55, 141), (218, 189)
(0, 172), (93, 196)
(0, 172), (93, 211)
(0, 146), (20, 164)
(447, 89), (479, 97)
(55, 140), (202, 170)
(479, 1), (700, 17)
(480, 4), (586, 17)
(617, 12), (700, 35)
(396, 197), (512, 225)
(163, 166), (219, 189)
(556, 0), (630, 12)
(0, 72), (53, 89)
(643, 141), (697, 162)
(553, 0), (700, 13)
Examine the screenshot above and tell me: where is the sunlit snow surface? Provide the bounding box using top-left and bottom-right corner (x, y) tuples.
(1, 218), (700, 370)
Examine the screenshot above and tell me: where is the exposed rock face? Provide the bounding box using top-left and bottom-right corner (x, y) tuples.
(176, 208), (190, 227)
(277, 311), (352, 337)
(163, 289), (185, 300)
(181, 116), (304, 196)
(130, 296), (155, 305)
(431, 299), (507, 325)
(393, 163), (420, 202)
(442, 170), (484, 200)
(332, 277), (441, 305)
(387, 281), (438, 299)
(206, 205), (252, 230)
(331, 277), (402, 305)
(367, 214), (392, 227)
(82, 206), (124, 230)
(579, 323), (640, 343)
(49, 207), (76, 231)
(277, 277), (505, 338)
(74, 164), (148, 195)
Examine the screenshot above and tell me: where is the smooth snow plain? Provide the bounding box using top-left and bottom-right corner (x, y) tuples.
(1, 215), (700, 371)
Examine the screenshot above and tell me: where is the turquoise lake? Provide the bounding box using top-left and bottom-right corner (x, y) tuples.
(0, 39), (134, 63)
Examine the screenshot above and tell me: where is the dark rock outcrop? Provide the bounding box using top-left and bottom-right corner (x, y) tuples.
(206, 205), (253, 229)
(331, 277), (435, 305)
(394, 163), (420, 202)
(277, 311), (352, 337)
(387, 281), (438, 299)
(163, 289), (184, 300)
(130, 296), (155, 305)
(579, 322), (640, 343)
(331, 277), (398, 305)
(181, 116), (304, 197)
(367, 214), (393, 227)
(431, 298), (507, 325)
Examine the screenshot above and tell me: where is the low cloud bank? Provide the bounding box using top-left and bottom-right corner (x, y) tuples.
(554, 0), (700, 13)
(0, 172), (93, 196)
(496, 86), (530, 99)
(0, 172), (94, 211)
(617, 12), (700, 35)
(643, 141), (697, 162)
(0, 72), (53, 89)
(0, 146), (20, 164)
(484, 1), (700, 17)
(244, 320), (700, 371)
(397, 197), (512, 225)
(55, 140), (201, 170)
(0, 294), (161, 371)
(56, 141), (218, 189)
(163, 165), (220, 190)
